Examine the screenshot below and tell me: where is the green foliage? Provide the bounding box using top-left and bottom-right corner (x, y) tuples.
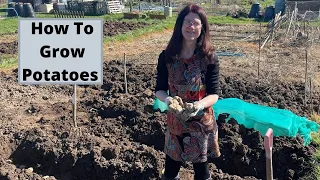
(207, 15), (264, 25)
(0, 17), (18, 35)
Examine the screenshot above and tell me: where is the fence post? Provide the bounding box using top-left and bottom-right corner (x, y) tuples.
(73, 84), (77, 128)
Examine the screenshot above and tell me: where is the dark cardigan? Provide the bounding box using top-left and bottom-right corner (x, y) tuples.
(155, 51), (220, 95)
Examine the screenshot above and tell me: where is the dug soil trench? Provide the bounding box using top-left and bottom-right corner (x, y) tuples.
(0, 60), (319, 180)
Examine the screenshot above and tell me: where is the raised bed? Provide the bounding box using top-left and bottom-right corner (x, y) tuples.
(149, 14), (166, 19)
(123, 12), (140, 19)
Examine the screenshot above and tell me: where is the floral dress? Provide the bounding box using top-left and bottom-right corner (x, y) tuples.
(160, 51), (221, 163)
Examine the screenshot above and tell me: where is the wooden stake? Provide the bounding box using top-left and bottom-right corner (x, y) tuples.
(304, 20), (306, 35)
(318, 91), (320, 114)
(72, 84), (77, 128)
(124, 53), (128, 94)
(261, 34), (270, 50)
(307, 21), (309, 39)
(310, 77), (313, 113)
(258, 21), (261, 77)
(304, 47), (308, 105)
(292, 3), (297, 37)
(285, 10), (295, 40)
(270, 16), (275, 47)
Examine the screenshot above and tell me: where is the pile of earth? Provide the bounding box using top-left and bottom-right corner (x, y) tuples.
(98, 61), (319, 117)
(0, 60), (318, 179)
(103, 21), (151, 37)
(219, 74), (320, 117)
(0, 41), (18, 54)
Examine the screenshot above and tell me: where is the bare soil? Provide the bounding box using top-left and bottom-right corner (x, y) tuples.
(103, 21), (151, 37)
(0, 23), (319, 180)
(0, 41), (17, 54)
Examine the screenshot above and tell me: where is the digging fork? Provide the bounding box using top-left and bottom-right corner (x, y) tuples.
(264, 128), (274, 180)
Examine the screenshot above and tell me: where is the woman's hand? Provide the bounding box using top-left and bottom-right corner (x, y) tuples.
(198, 94), (219, 108)
(166, 96), (184, 115)
(183, 101), (205, 117)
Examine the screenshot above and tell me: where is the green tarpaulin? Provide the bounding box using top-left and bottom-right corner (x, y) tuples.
(153, 98), (319, 146)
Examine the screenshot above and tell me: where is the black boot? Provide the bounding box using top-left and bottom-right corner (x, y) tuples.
(194, 174), (212, 180)
(161, 173), (180, 180)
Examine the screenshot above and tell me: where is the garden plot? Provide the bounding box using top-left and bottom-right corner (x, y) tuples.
(0, 59), (319, 179)
(0, 22), (319, 179)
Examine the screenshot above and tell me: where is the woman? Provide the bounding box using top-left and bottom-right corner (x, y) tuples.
(155, 3), (221, 180)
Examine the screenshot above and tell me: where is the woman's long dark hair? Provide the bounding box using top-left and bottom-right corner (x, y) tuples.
(165, 3), (215, 64)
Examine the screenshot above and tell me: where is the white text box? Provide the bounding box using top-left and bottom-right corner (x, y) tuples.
(18, 18), (103, 85)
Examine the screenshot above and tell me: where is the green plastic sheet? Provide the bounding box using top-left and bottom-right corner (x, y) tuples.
(153, 98), (319, 146)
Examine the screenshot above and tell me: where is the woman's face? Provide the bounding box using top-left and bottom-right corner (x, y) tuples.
(181, 12), (202, 42)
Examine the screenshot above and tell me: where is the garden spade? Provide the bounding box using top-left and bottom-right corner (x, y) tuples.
(264, 128), (274, 180)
